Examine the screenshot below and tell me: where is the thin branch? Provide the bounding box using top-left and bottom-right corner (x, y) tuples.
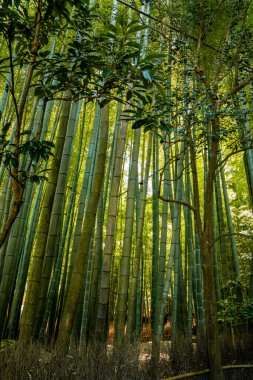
(0, 57), (12, 66)
(221, 73), (253, 102)
(158, 192), (197, 212)
(217, 145), (253, 169)
(115, 0), (221, 53)
(215, 232), (253, 242)
(158, 170), (196, 213)
(161, 369), (210, 380)
(162, 364), (253, 380)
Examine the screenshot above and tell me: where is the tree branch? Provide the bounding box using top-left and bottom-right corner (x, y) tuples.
(158, 170), (196, 213)
(158, 192), (197, 212)
(215, 232), (253, 243)
(115, 0), (221, 53)
(217, 145), (253, 169)
(221, 73), (253, 103)
(162, 364), (253, 380)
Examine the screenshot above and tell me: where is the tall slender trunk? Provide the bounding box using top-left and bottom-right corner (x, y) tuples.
(114, 128), (141, 344)
(95, 104), (128, 341)
(189, 116), (224, 380)
(34, 100), (80, 337)
(0, 0), (42, 248)
(126, 132), (152, 340)
(151, 134), (159, 332)
(19, 94), (72, 342)
(57, 103), (109, 348)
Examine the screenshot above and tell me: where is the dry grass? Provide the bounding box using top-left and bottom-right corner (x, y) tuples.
(0, 340), (252, 380)
(0, 341), (164, 380)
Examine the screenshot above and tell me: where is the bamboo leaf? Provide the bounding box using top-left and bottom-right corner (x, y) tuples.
(127, 24), (148, 34)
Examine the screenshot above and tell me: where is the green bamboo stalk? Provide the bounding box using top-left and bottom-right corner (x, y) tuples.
(66, 103), (101, 286)
(19, 92), (72, 342)
(79, 228), (96, 347)
(89, 190), (104, 334)
(221, 167), (241, 279)
(54, 201), (76, 342)
(0, 176), (12, 281)
(8, 102), (62, 339)
(57, 103), (109, 347)
(0, 90), (52, 337)
(215, 173), (230, 287)
(135, 134), (146, 339)
(7, 103), (60, 339)
(0, 72), (12, 122)
(126, 132), (153, 340)
(212, 201), (221, 307)
(155, 155), (176, 339)
(102, 102), (122, 215)
(182, 146), (194, 344)
(95, 103), (128, 340)
(151, 134), (159, 332)
(38, 102), (85, 341)
(34, 100), (81, 336)
(195, 226), (205, 337)
(152, 134), (170, 358)
(0, 175), (10, 239)
(114, 128), (141, 344)
(8, 184), (43, 338)
(171, 144), (185, 348)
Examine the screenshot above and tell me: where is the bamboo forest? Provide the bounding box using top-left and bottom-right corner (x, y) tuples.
(1, 1), (253, 379)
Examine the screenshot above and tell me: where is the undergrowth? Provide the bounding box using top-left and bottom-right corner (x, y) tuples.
(0, 339), (252, 380)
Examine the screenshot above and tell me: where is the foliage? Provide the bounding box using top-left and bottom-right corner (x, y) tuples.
(218, 293), (253, 326)
(0, 1), (164, 184)
(0, 132), (54, 183)
(0, 1), (253, 375)
(218, 277), (253, 326)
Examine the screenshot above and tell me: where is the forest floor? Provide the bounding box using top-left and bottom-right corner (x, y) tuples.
(0, 340), (253, 380)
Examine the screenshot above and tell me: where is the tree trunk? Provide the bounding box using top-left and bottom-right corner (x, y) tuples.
(95, 104), (128, 341)
(189, 117), (224, 379)
(57, 103), (109, 348)
(19, 94), (72, 342)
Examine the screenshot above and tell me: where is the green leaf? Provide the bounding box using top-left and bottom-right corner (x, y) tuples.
(103, 31), (118, 40)
(43, 141), (55, 148)
(144, 125), (153, 132)
(132, 118), (150, 129)
(127, 24), (147, 34)
(38, 175), (48, 182)
(106, 24), (118, 33)
(2, 122), (11, 134)
(125, 41), (141, 49)
(142, 69), (154, 82)
(29, 175), (40, 183)
(133, 91), (147, 104)
(122, 109), (137, 114)
(155, 82), (167, 99)
(32, 152), (41, 163)
(102, 67), (110, 79)
(98, 98), (110, 107)
(126, 90), (132, 101)
(34, 86), (45, 99)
